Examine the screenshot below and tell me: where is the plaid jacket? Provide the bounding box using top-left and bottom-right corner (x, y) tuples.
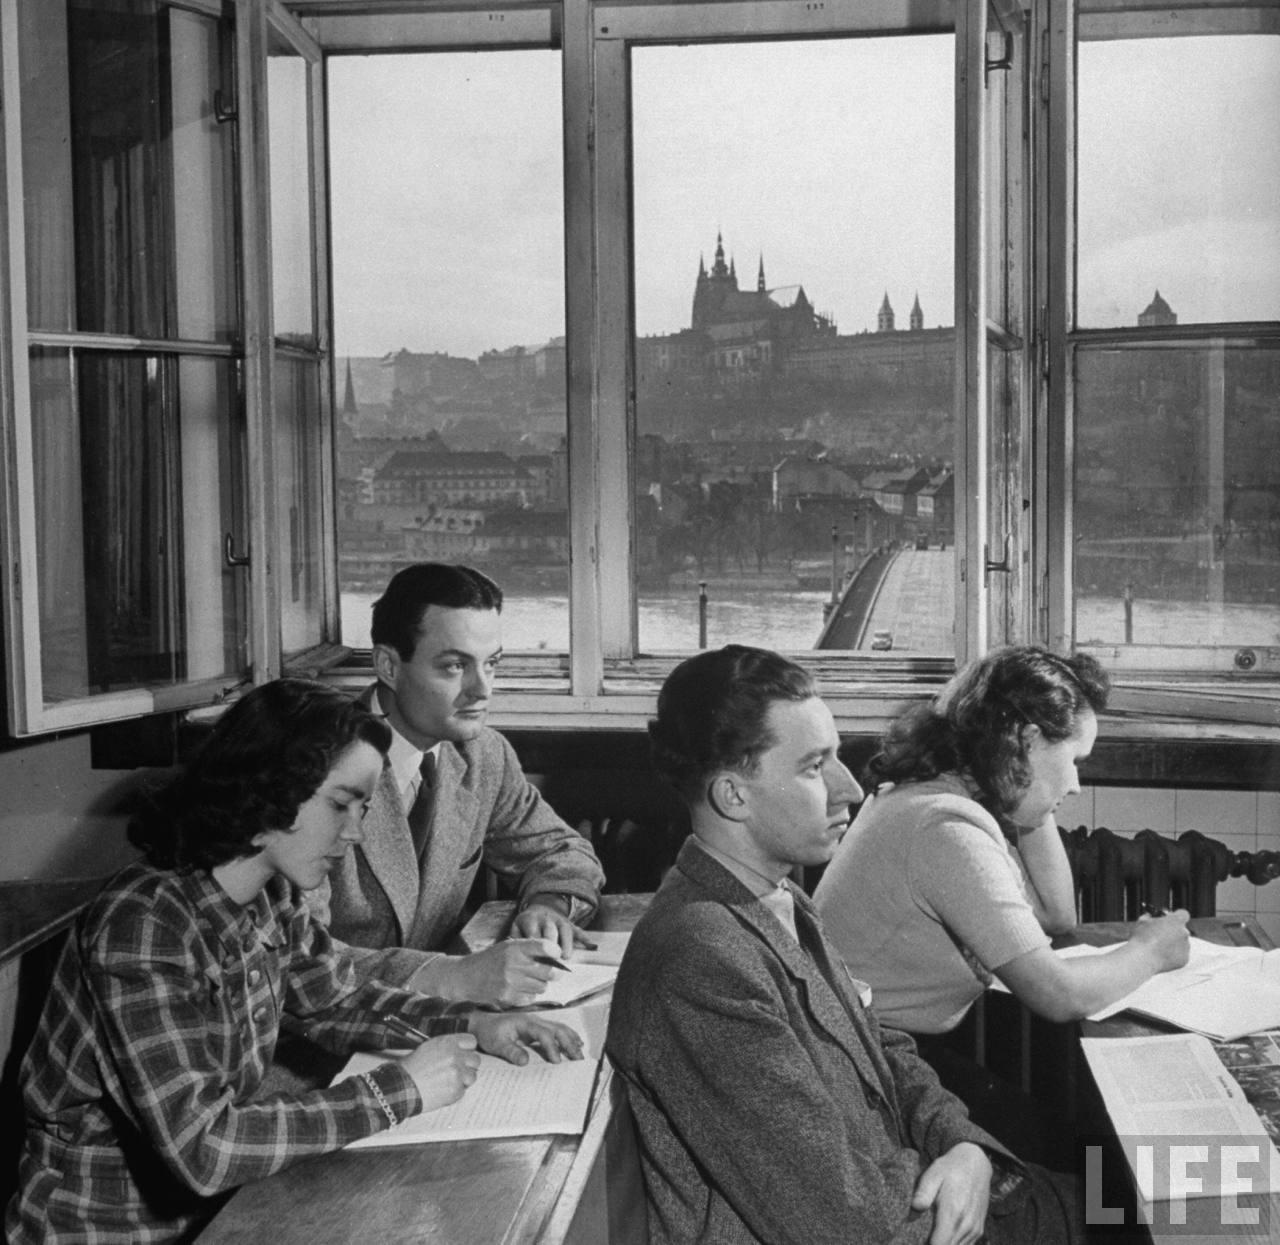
(4, 861), (469, 1244)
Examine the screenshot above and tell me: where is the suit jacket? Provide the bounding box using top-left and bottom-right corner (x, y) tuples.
(606, 839), (1014, 1245)
(309, 697), (604, 985)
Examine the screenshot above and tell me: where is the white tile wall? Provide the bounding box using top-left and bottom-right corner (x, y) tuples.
(1073, 785), (1280, 934)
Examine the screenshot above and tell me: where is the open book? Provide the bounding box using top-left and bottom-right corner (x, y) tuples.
(1081, 1033), (1280, 1203)
(336, 1006), (601, 1146)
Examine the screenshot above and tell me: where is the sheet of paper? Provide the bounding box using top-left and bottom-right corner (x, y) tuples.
(336, 1009), (600, 1147)
(572, 930), (631, 967)
(536, 960), (619, 1007)
(1092, 941), (1280, 1037)
(1081, 1033), (1280, 1202)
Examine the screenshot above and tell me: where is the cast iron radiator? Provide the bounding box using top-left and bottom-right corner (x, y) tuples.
(1059, 825), (1280, 921)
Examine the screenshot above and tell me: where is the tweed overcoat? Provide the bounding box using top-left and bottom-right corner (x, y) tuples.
(606, 839), (1014, 1244)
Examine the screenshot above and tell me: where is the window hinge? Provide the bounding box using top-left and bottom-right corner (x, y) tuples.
(985, 30), (1014, 83)
(984, 536), (1012, 584)
(1038, 28), (1050, 105)
(223, 532), (250, 568)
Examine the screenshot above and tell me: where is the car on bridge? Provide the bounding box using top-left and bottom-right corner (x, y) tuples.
(870, 629), (894, 651)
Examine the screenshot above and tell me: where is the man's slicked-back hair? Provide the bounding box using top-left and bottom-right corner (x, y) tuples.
(371, 562), (504, 660)
(649, 645), (817, 805)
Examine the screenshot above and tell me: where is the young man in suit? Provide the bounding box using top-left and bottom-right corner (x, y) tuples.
(309, 563), (605, 1008)
(606, 645), (1085, 1245)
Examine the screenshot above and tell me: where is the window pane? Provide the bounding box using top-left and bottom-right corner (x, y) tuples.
(22, 0), (237, 341)
(328, 51), (567, 651)
(31, 348), (247, 702)
(1077, 33), (1280, 329)
(1074, 342), (1280, 650)
(276, 355), (326, 654)
(268, 39), (314, 343)
(631, 36), (955, 655)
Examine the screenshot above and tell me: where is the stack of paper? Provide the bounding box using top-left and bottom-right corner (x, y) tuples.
(336, 1006), (601, 1147)
(1090, 939), (1280, 1040)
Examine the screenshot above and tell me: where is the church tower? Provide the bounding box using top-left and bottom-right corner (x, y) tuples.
(878, 292), (895, 333)
(692, 231), (741, 330)
(910, 293), (923, 331)
(757, 256), (767, 293)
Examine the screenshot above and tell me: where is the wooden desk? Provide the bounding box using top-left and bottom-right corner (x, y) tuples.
(198, 895), (650, 1245)
(1078, 915), (1279, 1245)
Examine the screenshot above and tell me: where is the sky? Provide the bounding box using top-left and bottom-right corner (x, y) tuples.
(322, 31), (1279, 361)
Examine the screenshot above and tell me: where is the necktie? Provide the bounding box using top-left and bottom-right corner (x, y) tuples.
(408, 752), (436, 859)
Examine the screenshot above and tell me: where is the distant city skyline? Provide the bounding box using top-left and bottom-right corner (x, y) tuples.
(326, 33), (1278, 360)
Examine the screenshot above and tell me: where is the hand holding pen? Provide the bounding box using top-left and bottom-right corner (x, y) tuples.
(379, 1017), (481, 1113)
(1133, 903), (1191, 972)
(382, 1011), (584, 1068)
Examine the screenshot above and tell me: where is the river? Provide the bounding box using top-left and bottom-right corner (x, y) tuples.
(340, 587), (834, 652)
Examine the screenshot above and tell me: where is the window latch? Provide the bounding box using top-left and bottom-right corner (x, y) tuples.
(224, 532), (250, 568)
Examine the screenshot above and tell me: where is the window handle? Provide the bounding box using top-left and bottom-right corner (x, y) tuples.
(224, 532), (250, 568)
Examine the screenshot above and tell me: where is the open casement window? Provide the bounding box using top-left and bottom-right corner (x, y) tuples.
(0, 0), (251, 734)
(1041, 0), (1280, 726)
(268, 7), (335, 666)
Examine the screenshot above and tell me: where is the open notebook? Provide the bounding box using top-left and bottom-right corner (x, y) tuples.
(335, 1006), (601, 1146)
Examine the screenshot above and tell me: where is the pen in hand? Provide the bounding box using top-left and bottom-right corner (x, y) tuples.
(532, 953), (572, 972)
(382, 1013), (432, 1045)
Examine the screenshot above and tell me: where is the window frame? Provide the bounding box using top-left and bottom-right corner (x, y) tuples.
(0, 0), (1273, 739)
(1039, 0), (1280, 725)
(0, 0), (257, 735)
(304, 0), (998, 729)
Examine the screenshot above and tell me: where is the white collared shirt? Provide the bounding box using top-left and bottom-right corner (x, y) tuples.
(371, 689), (438, 815)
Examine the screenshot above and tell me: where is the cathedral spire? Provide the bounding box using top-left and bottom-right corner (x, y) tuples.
(342, 358), (359, 418)
(711, 231), (729, 279)
(878, 291), (895, 333)
(910, 292), (923, 331)
(757, 255), (766, 293)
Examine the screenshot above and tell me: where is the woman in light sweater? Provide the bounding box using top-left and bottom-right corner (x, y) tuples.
(814, 646), (1189, 1035)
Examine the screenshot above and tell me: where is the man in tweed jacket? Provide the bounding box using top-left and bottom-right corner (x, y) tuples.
(606, 646), (1084, 1244)
(310, 564), (604, 1008)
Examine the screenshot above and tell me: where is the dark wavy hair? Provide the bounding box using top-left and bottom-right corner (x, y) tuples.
(371, 563), (503, 660)
(649, 645), (816, 804)
(867, 645), (1109, 816)
(128, 679), (392, 871)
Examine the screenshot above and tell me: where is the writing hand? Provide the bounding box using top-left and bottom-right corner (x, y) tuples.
(911, 1141), (992, 1245)
(399, 1032), (480, 1113)
(426, 939), (556, 1008)
(1132, 907), (1191, 972)
(469, 1012), (586, 1065)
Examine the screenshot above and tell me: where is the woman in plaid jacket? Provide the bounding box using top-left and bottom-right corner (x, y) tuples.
(5, 679), (580, 1244)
